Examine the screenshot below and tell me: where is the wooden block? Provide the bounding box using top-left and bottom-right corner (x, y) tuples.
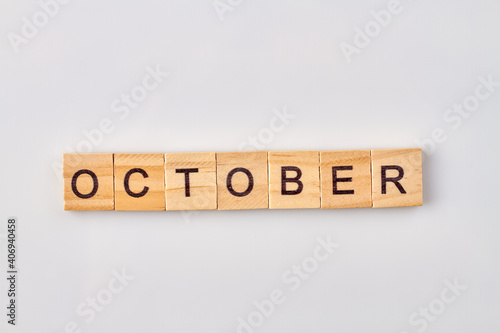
(114, 154), (166, 211)
(164, 152), (217, 210)
(216, 151), (268, 210)
(320, 150), (372, 209)
(371, 148), (423, 208)
(63, 153), (114, 210)
(268, 151), (320, 209)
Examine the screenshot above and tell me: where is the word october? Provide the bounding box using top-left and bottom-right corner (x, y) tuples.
(63, 149), (423, 211)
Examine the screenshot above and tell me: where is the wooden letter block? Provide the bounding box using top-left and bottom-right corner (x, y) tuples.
(114, 154), (166, 211)
(268, 151), (320, 209)
(63, 153), (114, 210)
(320, 150), (372, 209)
(216, 151), (268, 210)
(165, 152), (217, 210)
(371, 148), (423, 208)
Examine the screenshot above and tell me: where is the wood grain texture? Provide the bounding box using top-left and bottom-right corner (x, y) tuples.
(268, 151), (320, 209)
(216, 151), (268, 210)
(371, 148), (423, 208)
(114, 154), (166, 211)
(320, 150), (372, 209)
(63, 153), (114, 211)
(165, 152), (217, 210)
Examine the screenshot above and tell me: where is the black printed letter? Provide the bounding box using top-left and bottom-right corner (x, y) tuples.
(332, 166), (354, 195)
(281, 166), (303, 195)
(381, 165), (406, 194)
(71, 169), (98, 199)
(124, 168), (149, 198)
(226, 168), (254, 197)
(176, 168), (199, 197)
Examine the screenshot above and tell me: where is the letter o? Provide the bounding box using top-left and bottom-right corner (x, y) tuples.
(97, 289), (113, 305)
(247, 311), (264, 328)
(429, 299), (445, 315)
(33, 12), (49, 27)
(71, 169), (98, 199)
(463, 96), (479, 112)
(365, 21), (381, 37)
(226, 168), (254, 197)
(302, 256), (319, 273)
(258, 128), (274, 144)
(131, 86), (147, 102)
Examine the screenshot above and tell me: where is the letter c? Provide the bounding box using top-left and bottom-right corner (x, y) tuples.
(124, 168), (149, 198)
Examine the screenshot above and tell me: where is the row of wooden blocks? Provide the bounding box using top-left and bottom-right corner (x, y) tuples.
(63, 149), (422, 211)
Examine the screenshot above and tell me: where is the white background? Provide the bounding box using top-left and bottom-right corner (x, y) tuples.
(1, 0), (499, 332)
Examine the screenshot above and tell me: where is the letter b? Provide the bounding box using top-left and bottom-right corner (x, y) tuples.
(253, 299), (275, 318)
(371, 9), (391, 27)
(39, 0), (60, 17)
(281, 166), (303, 195)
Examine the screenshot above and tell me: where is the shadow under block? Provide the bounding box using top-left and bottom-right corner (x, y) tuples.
(268, 151), (320, 209)
(114, 154), (166, 211)
(320, 150), (372, 209)
(164, 152), (217, 210)
(216, 151), (268, 210)
(63, 153), (114, 210)
(371, 148), (423, 208)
